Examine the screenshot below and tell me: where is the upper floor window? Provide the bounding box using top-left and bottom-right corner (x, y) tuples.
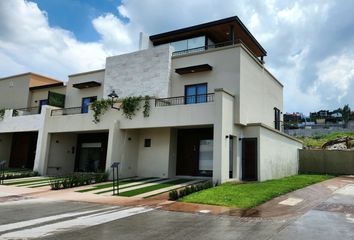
(274, 107), (281, 130)
(185, 83), (207, 104)
(82, 96), (97, 113)
(170, 36), (205, 52)
(38, 99), (48, 114)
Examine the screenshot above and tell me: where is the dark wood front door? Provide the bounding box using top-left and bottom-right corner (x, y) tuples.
(176, 128), (213, 176)
(9, 132), (38, 169)
(242, 138), (258, 181)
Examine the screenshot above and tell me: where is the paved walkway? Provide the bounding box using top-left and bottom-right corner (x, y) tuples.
(244, 176), (354, 218)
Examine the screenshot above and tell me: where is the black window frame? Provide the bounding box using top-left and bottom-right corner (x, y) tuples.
(184, 83), (208, 104)
(144, 139), (151, 148)
(81, 96), (97, 113)
(274, 107), (281, 130)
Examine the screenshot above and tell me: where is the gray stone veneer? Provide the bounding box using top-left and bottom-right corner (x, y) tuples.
(104, 44), (172, 98)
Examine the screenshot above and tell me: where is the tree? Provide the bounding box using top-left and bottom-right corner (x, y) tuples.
(339, 104), (351, 127)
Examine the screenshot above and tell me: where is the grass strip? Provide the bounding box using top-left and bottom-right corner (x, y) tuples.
(5, 178), (49, 186)
(181, 174), (333, 209)
(76, 177), (157, 193)
(119, 179), (193, 197)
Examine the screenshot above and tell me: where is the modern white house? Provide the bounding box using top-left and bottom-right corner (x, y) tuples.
(0, 16), (302, 183)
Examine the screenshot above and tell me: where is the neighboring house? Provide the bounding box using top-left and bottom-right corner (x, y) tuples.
(0, 16), (302, 183)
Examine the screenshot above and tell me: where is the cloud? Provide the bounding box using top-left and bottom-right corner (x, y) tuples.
(0, 0), (132, 80)
(92, 13), (135, 53)
(313, 53), (354, 102)
(0, 0), (354, 114)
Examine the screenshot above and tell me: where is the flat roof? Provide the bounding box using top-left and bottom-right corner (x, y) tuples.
(68, 69), (105, 77)
(0, 72), (62, 83)
(150, 16), (267, 57)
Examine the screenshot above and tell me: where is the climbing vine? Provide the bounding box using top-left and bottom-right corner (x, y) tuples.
(90, 99), (113, 123)
(90, 96), (152, 123)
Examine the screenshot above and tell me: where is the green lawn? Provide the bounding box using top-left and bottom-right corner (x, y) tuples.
(181, 174), (333, 209)
(119, 179), (193, 197)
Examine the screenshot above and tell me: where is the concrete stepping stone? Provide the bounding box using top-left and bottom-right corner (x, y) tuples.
(134, 179), (204, 198)
(89, 178), (163, 195)
(4, 177), (45, 184)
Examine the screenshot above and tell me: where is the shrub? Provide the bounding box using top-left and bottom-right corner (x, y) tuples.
(49, 172), (108, 190)
(169, 181), (214, 201)
(2, 169), (38, 180)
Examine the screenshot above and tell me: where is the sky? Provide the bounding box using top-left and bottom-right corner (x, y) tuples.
(0, 0), (353, 115)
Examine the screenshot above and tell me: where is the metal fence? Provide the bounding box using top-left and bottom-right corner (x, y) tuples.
(172, 41), (235, 57)
(51, 107), (83, 116)
(155, 93), (214, 107)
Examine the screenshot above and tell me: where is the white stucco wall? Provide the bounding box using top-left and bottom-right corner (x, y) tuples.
(65, 70), (104, 108)
(0, 133), (12, 167)
(258, 126), (302, 181)
(0, 109), (44, 133)
(104, 45), (173, 98)
(239, 47), (283, 127)
(47, 133), (77, 175)
(106, 127), (139, 179)
(137, 128), (171, 178)
(0, 75), (31, 109)
(213, 89), (236, 183)
(171, 46), (241, 97)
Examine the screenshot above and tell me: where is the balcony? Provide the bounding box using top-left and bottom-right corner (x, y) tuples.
(13, 107), (40, 116)
(155, 93), (214, 107)
(51, 107), (84, 116)
(172, 41), (234, 57)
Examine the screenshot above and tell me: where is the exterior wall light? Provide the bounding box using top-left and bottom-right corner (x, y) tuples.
(108, 90), (120, 110)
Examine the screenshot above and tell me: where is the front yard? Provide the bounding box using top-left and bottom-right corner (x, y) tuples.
(181, 174), (333, 209)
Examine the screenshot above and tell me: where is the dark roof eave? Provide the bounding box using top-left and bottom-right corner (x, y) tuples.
(30, 82), (64, 90)
(150, 16), (267, 56)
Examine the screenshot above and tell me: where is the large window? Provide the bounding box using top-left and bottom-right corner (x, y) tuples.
(82, 96), (97, 113)
(274, 107), (281, 130)
(170, 36), (205, 52)
(185, 83), (207, 104)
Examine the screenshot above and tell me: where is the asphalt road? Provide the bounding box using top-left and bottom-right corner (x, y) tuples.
(0, 184), (354, 240)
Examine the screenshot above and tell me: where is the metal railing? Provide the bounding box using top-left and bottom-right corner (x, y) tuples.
(13, 107), (40, 116)
(172, 40), (235, 57)
(51, 107), (83, 116)
(155, 93), (214, 107)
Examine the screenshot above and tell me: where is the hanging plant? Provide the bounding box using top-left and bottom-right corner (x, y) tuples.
(90, 96), (152, 123)
(121, 96), (142, 119)
(90, 99), (113, 123)
(143, 96), (151, 118)
(121, 95), (152, 119)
